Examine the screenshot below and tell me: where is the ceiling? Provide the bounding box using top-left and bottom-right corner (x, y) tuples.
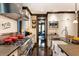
(1, 3), (79, 20)
(22, 3), (79, 14)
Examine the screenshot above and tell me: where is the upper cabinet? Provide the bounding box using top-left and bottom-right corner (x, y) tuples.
(0, 3), (32, 21)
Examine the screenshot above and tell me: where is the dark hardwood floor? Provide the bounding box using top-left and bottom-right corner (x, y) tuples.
(30, 44), (53, 56)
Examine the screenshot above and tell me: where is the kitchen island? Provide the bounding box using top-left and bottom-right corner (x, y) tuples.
(58, 44), (79, 56)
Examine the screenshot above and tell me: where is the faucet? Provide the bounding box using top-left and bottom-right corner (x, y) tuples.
(61, 26), (68, 37)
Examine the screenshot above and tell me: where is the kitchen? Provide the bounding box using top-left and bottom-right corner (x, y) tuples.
(0, 3), (79, 56)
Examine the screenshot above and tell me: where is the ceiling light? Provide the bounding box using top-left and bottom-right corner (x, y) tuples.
(73, 3), (78, 24)
(73, 20), (78, 23)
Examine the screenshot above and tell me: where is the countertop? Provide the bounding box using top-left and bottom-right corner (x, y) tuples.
(58, 44), (79, 56)
(0, 45), (20, 56)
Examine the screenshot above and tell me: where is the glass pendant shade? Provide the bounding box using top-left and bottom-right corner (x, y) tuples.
(73, 19), (78, 23)
(73, 3), (78, 24)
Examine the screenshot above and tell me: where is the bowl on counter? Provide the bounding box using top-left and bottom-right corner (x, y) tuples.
(17, 34), (24, 39)
(71, 37), (79, 44)
(3, 36), (18, 45)
(9, 36), (18, 42)
(3, 38), (13, 45)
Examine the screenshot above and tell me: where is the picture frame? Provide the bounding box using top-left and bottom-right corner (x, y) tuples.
(32, 24), (36, 28)
(49, 21), (58, 28)
(32, 20), (36, 24)
(32, 20), (36, 28)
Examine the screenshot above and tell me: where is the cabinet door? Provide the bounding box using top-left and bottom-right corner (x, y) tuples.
(58, 46), (67, 56)
(59, 52), (67, 56)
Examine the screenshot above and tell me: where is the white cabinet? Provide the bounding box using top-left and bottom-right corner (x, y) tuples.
(52, 40), (67, 56)
(57, 47), (67, 56)
(53, 45), (67, 56)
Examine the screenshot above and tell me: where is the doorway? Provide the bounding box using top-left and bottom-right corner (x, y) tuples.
(37, 15), (47, 56)
(38, 19), (45, 48)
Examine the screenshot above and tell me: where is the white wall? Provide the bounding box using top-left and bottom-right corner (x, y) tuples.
(48, 13), (78, 37)
(0, 15), (17, 35)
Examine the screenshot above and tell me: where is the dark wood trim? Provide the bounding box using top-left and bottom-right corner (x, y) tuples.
(32, 11), (76, 16)
(26, 7), (32, 15)
(36, 16), (39, 56)
(22, 6), (32, 15)
(45, 15), (48, 56)
(32, 14), (47, 17)
(36, 16), (38, 45)
(47, 11), (75, 14)
(46, 11), (76, 17)
(78, 13), (79, 37)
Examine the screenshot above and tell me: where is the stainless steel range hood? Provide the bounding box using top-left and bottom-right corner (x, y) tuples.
(0, 3), (29, 21)
(0, 13), (20, 20)
(0, 3), (22, 13)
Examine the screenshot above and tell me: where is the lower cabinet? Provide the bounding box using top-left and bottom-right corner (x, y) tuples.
(52, 41), (67, 56)
(9, 38), (33, 56)
(53, 45), (67, 56)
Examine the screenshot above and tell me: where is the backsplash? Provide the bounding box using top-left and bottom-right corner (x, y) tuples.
(0, 15), (17, 35)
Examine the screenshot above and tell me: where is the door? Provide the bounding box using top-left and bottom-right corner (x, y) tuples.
(37, 15), (47, 56)
(38, 19), (45, 48)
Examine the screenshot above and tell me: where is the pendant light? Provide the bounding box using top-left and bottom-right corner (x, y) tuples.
(73, 3), (78, 23)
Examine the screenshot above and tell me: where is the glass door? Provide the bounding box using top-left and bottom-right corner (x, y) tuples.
(37, 16), (47, 56)
(38, 19), (45, 48)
